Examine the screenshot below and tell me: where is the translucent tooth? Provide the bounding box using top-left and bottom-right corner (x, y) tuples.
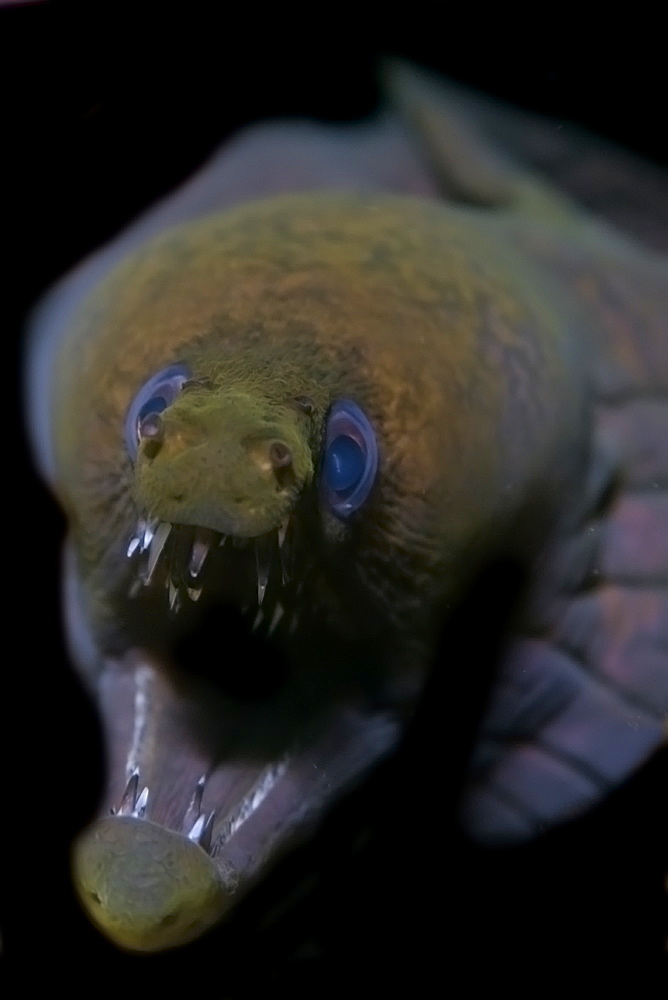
(188, 811), (215, 853)
(187, 813), (206, 842)
(218, 535), (227, 548)
(168, 580), (180, 613)
(199, 812), (215, 853)
(127, 535), (141, 558)
(255, 536), (272, 606)
(277, 520), (293, 584)
(117, 770), (139, 815)
(252, 609), (264, 633)
(132, 786), (149, 818)
(140, 521), (157, 553)
(189, 538), (210, 579)
(145, 522), (171, 584)
(187, 586), (202, 602)
(182, 776), (206, 833)
(267, 602), (284, 637)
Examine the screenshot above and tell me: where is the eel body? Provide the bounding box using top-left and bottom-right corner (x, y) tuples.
(25, 63), (667, 951)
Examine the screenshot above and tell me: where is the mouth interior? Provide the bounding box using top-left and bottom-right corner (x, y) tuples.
(74, 511), (399, 952)
(124, 515), (305, 687)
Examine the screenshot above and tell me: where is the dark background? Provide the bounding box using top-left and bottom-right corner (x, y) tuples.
(5, 2), (667, 989)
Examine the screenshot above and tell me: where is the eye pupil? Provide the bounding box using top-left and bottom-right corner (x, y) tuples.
(326, 435), (365, 492)
(137, 396), (168, 424)
(125, 364), (191, 460)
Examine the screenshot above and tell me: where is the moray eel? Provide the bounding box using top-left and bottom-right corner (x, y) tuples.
(25, 62), (667, 951)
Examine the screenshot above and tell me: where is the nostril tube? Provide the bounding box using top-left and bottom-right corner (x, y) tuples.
(268, 441), (292, 470)
(139, 412), (164, 458)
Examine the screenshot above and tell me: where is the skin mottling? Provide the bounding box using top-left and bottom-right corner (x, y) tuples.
(54, 194), (588, 644)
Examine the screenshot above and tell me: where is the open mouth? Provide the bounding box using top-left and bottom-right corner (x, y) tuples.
(127, 515), (301, 645)
(72, 511), (400, 952)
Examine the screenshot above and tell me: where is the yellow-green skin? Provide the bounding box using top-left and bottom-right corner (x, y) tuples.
(56, 194), (587, 635)
(75, 817), (227, 951)
(40, 68), (667, 952)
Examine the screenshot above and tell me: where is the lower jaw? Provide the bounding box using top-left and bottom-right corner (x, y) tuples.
(72, 646), (401, 952)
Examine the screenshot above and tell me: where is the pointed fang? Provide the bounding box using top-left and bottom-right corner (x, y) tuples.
(189, 538), (210, 579)
(145, 521), (171, 584)
(169, 579), (180, 613)
(252, 609), (264, 633)
(188, 811), (215, 852)
(182, 775), (206, 833)
(117, 770), (139, 815)
(132, 785), (149, 818)
(277, 519), (289, 549)
(141, 520), (157, 553)
(187, 586), (203, 602)
(199, 812), (215, 854)
(255, 535), (272, 606)
(268, 602), (284, 637)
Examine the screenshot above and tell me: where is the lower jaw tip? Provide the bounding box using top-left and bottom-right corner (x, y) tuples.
(72, 815), (230, 951)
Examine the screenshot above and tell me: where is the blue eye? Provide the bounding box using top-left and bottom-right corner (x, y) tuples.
(322, 400), (377, 517)
(125, 364), (191, 460)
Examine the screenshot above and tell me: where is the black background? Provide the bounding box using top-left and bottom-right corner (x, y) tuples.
(5, 2), (667, 990)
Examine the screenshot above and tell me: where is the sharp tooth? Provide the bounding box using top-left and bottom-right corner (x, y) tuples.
(117, 770), (139, 815)
(199, 812), (215, 854)
(182, 776), (206, 833)
(127, 535), (141, 558)
(189, 538), (210, 578)
(252, 609), (264, 632)
(255, 535), (273, 606)
(128, 579), (142, 599)
(140, 520), (157, 553)
(186, 586), (202, 602)
(168, 579), (180, 613)
(188, 811), (215, 853)
(132, 786), (149, 818)
(278, 520), (293, 584)
(268, 602), (284, 637)
(218, 535), (227, 548)
(145, 522), (171, 584)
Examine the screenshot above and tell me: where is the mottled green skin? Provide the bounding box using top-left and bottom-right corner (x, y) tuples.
(75, 817), (227, 951)
(55, 193), (589, 656)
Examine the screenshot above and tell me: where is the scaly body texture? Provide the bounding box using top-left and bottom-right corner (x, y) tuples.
(25, 63), (667, 952)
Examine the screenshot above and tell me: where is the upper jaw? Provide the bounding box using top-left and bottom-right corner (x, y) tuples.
(125, 513), (299, 633)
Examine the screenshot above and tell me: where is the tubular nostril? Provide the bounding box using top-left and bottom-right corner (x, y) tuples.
(139, 412), (164, 458)
(268, 441), (292, 470)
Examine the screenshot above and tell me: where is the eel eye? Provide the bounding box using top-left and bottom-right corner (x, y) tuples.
(322, 400), (377, 517)
(125, 364), (191, 460)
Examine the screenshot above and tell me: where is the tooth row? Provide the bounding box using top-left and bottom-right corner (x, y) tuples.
(127, 517), (296, 625)
(114, 769), (149, 819)
(111, 771), (214, 854)
(181, 775), (214, 853)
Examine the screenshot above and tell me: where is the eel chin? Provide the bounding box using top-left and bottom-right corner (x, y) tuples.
(72, 518), (401, 952)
